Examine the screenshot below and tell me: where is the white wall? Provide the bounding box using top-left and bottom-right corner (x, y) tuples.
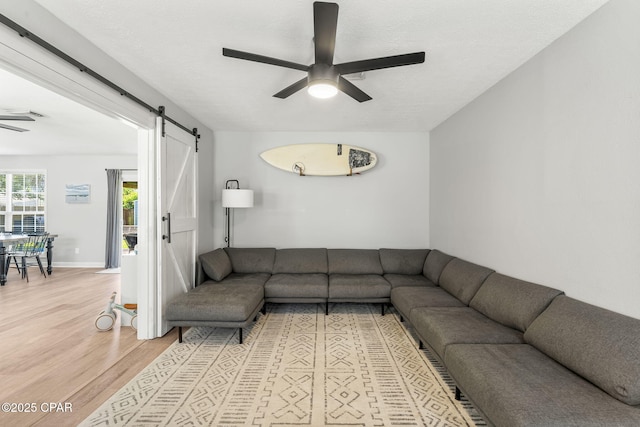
(0, 154), (136, 266)
(430, 0), (640, 319)
(213, 132), (429, 249)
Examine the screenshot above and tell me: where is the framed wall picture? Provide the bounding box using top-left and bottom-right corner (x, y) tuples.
(65, 184), (91, 204)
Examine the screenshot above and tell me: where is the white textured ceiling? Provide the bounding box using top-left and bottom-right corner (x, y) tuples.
(31, 0), (608, 132)
(0, 67), (138, 155)
(3, 0), (610, 152)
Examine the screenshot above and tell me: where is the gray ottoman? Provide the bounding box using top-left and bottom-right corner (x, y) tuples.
(166, 282), (265, 344)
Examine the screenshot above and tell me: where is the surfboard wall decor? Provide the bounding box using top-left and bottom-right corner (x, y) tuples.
(260, 143), (377, 176)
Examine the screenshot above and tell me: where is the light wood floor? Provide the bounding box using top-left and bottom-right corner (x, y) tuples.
(0, 266), (177, 426)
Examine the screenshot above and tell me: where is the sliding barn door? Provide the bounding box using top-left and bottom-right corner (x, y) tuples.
(157, 118), (198, 336)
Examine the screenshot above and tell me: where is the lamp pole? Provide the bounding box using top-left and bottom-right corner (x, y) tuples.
(224, 180), (238, 247)
(222, 180), (253, 248)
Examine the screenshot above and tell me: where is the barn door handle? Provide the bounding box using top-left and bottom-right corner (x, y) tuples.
(162, 213), (172, 243)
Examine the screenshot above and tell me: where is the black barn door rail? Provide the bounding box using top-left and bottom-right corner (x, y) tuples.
(0, 13), (199, 145)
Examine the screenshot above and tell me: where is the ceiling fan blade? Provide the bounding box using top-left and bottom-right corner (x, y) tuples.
(0, 115), (35, 121)
(0, 123), (29, 132)
(338, 76), (372, 103)
(313, 2), (339, 65)
(223, 48), (309, 72)
(336, 52), (426, 75)
(273, 77), (309, 99)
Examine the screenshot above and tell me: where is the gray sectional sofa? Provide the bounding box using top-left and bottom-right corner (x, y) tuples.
(165, 247), (640, 426)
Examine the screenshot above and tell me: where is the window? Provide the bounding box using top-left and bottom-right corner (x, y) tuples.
(0, 171), (46, 233)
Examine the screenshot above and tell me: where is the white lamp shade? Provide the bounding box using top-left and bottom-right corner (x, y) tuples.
(222, 189), (254, 208)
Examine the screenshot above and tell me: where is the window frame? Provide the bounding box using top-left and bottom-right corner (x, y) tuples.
(0, 169), (47, 234)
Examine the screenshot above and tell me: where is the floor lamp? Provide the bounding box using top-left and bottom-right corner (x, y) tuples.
(222, 179), (254, 247)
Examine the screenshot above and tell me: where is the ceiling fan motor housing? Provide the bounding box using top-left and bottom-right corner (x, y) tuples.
(308, 63), (338, 86)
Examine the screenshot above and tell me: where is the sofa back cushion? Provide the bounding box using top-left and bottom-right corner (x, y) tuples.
(328, 249), (383, 275)
(423, 250), (455, 284)
(438, 258), (494, 305)
(199, 248), (233, 282)
(224, 247), (276, 274)
(524, 295), (640, 406)
(273, 248), (328, 274)
(469, 273), (563, 332)
(379, 249), (430, 275)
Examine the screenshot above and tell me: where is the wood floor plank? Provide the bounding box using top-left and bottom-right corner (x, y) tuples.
(0, 267), (176, 426)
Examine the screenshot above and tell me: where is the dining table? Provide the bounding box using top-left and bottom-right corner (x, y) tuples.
(0, 233), (58, 286)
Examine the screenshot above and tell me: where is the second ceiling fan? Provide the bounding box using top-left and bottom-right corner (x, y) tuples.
(223, 1), (425, 102)
(0, 113), (35, 132)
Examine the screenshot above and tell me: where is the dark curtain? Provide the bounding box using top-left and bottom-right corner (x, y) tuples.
(105, 169), (122, 269)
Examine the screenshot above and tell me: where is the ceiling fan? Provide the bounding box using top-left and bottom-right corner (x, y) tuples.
(0, 110), (41, 132)
(222, 1), (425, 102)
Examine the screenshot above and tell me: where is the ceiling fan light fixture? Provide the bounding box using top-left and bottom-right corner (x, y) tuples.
(307, 63), (339, 99)
(308, 80), (338, 99)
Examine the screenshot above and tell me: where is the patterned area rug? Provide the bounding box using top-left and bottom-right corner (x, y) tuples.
(81, 304), (483, 426)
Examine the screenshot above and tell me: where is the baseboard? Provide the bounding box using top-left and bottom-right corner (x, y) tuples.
(52, 262), (104, 268)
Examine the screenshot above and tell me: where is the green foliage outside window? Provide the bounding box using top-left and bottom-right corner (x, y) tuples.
(123, 188), (138, 210)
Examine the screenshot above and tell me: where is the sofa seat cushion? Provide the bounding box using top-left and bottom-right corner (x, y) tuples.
(445, 344), (640, 427)
(273, 248), (328, 274)
(166, 282), (264, 323)
(469, 272), (563, 332)
(328, 274), (391, 299)
(379, 248), (430, 275)
(410, 307), (524, 361)
(391, 287), (464, 320)
(525, 296), (640, 406)
(265, 273), (328, 299)
(384, 274), (434, 288)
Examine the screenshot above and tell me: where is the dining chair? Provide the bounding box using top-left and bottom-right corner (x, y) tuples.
(8, 233), (49, 282)
(4, 240), (21, 276)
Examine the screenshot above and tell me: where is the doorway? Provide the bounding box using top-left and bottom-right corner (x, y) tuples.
(0, 18), (203, 339)
(0, 58), (155, 337)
